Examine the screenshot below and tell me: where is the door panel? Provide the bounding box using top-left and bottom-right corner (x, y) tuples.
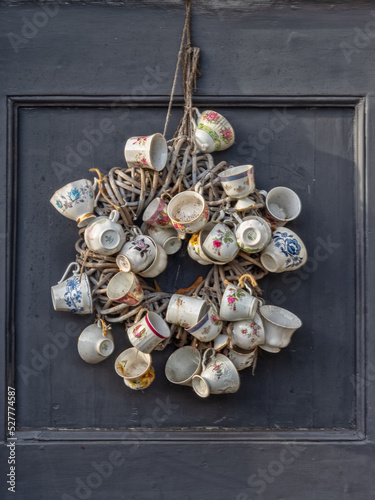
(0, 2), (373, 499)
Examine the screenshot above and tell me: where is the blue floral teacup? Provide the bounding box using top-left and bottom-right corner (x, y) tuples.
(50, 179), (97, 228)
(51, 262), (93, 314)
(260, 227), (307, 273)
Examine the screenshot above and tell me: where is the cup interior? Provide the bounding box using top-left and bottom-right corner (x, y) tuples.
(115, 348), (150, 378)
(260, 305), (302, 330)
(219, 164), (252, 179)
(143, 197), (162, 221)
(150, 134), (168, 171)
(266, 187), (301, 221)
(192, 375), (210, 398)
(146, 311), (171, 338)
(168, 192), (204, 223)
(260, 253), (279, 273)
(107, 272), (133, 300)
(165, 347), (200, 383)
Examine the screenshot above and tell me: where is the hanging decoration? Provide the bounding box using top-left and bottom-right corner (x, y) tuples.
(50, 0), (307, 398)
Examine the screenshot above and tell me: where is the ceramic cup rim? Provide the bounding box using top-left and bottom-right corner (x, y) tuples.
(167, 191), (206, 225)
(114, 347), (151, 380)
(145, 311), (171, 339)
(260, 305), (302, 330)
(265, 186), (302, 221)
(165, 346), (201, 384)
(107, 271), (137, 301)
(218, 164), (253, 181)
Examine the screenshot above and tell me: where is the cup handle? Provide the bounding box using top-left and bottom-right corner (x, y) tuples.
(134, 307), (149, 323)
(258, 190), (268, 199)
(58, 262), (80, 283)
(109, 210), (120, 223)
(194, 182), (204, 195)
(161, 192), (172, 202)
(191, 107), (202, 131)
(202, 347), (215, 370)
(212, 209), (225, 222)
(130, 226), (143, 237)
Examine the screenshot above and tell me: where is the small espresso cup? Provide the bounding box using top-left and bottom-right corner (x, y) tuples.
(50, 178), (97, 227)
(220, 284), (263, 322)
(77, 320), (115, 364)
(142, 196), (173, 227)
(218, 165), (255, 211)
(84, 210), (125, 255)
(115, 348), (155, 390)
(166, 294), (210, 330)
(127, 308), (171, 354)
(191, 108), (235, 153)
(259, 305), (302, 353)
(116, 233), (156, 273)
(235, 216), (272, 254)
(167, 189), (209, 238)
(146, 225), (182, 255)
(106, 271), (144, 306)
(230, 314), (265, 350)
(51, 262), (93, 314)
(260, 227), (307, 273)
(165, 346), (202, 386)
(201, 222), (238, 263)
(264, 186), (301, 228)
(124, 133), (168, 171)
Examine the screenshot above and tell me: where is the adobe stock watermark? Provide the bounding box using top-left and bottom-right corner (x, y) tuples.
(52, 64), (169, 183)
(7, 4), (59, 54)
(235, 442), (307, 499)
(269, 235), (341, 306)
(61, 396), (180, 500)
(340, 10), (375, 64)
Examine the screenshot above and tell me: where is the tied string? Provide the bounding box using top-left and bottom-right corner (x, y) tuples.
(96, 317), (112, 337)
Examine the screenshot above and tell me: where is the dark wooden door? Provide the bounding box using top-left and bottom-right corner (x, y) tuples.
(0, 2), (374, 499)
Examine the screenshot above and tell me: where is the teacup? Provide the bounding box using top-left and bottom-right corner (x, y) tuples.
(259, 305), (302, 353)
(218, 165), (255, 211)
(142, 196), (173, 227)
(116, 234), (156, 273)
(146, 225), (182, 255)
(106, 271), (144, 305)
(50, 178), (97, 227)
(124, 133), (168, 171)
(192, 349), (240, 398)
(167, 190), (209, 238)
(201, 222), (238, 262)
(235, 216), (272, 254)
(165, 346), (202, 386)
(127, 308), (171, 353)
(115, 348), (155, 390)
(226, 345), (256, 371)
(260, 227), (307, 273)
(166, 294), (210, 329)
(186, 305), (223, 342)
(220, 284), (262, 322)
(77, 320), (115, 364)
(230, 313), (265, 350)
(264, 186), (301, 229)
(191, 108), (235, 153)
(138, 243), (168, 278)
(51, 262), (93, 314)
(84, 210), (125, 255)
(188, 232), (228, 266)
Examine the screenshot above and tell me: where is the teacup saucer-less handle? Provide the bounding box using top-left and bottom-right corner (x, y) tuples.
(133, 307), (149, 324)
(58, 262), (81, 284)
(202, 347), (216, 370)
(108, 210), (120, 223)
(190, 107), (202, 131)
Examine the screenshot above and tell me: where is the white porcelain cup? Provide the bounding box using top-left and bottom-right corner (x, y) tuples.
(230, 313), (265, 350)
(192, 349), (240, 398)
(226, 345), (256, 371)
(116, 234), (156, 273)
(259, 305), (302, 353)
(166, 294), (210, 330)
(147, 225), (182, 255)
(84, 210), (125, 255)
(264, 186), (301, 228)
(51, 262), (93, 314)
(142, 196), (173, 227)
(191, 108), (235, 153)
(260, 227), (307, 273)
(138, 243), (168, 278)
(124, 133), (168, 171)
(201, 222), (238, 262)
(165, 346), (202, 386)
(187, 305), (223, 342)
(106, 271), (144, 306)
(115, 348), (155, 390)
(188, 231), (229, 266)
(127, 308), (171, 354)
(167, 189), (209, 239)
(235, 216), (272, 254)
(50, 178), (97, 227)
(77, 320), (115, 364)
(220, 284), (263, 322)
(218, 165), (255, 211)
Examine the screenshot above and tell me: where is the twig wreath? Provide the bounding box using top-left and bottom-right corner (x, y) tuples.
(50, 0), (307, 397)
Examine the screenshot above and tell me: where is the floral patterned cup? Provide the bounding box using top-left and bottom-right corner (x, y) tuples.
(201, 222), (238, 263)
(218, 165), (255, 211)
(142, 196), (173, 228)
(259, 305), (302, 353)
(165, 346), (202, 386)
(116, 235), (156, 273)
(264, 186), (301, 229)
(230, 313), (265, 350)
(84, 210), (126, 256)
(51, 262), (93, 314)
(115, 348), (155, 390)
(50, 178), (97, 227)
(106, 271), (144, 305)
(124, 133), (168, 171)
(260, 227), (307, 273)
(186, 305), (223, 342)
(166, 294), (210, 330)
(127, 308), (171, 354)
(192, 349), (240, 398)
(220, 284), (263, 322)
(191, 108), (235, 153)
(167, 190), (209, 239)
